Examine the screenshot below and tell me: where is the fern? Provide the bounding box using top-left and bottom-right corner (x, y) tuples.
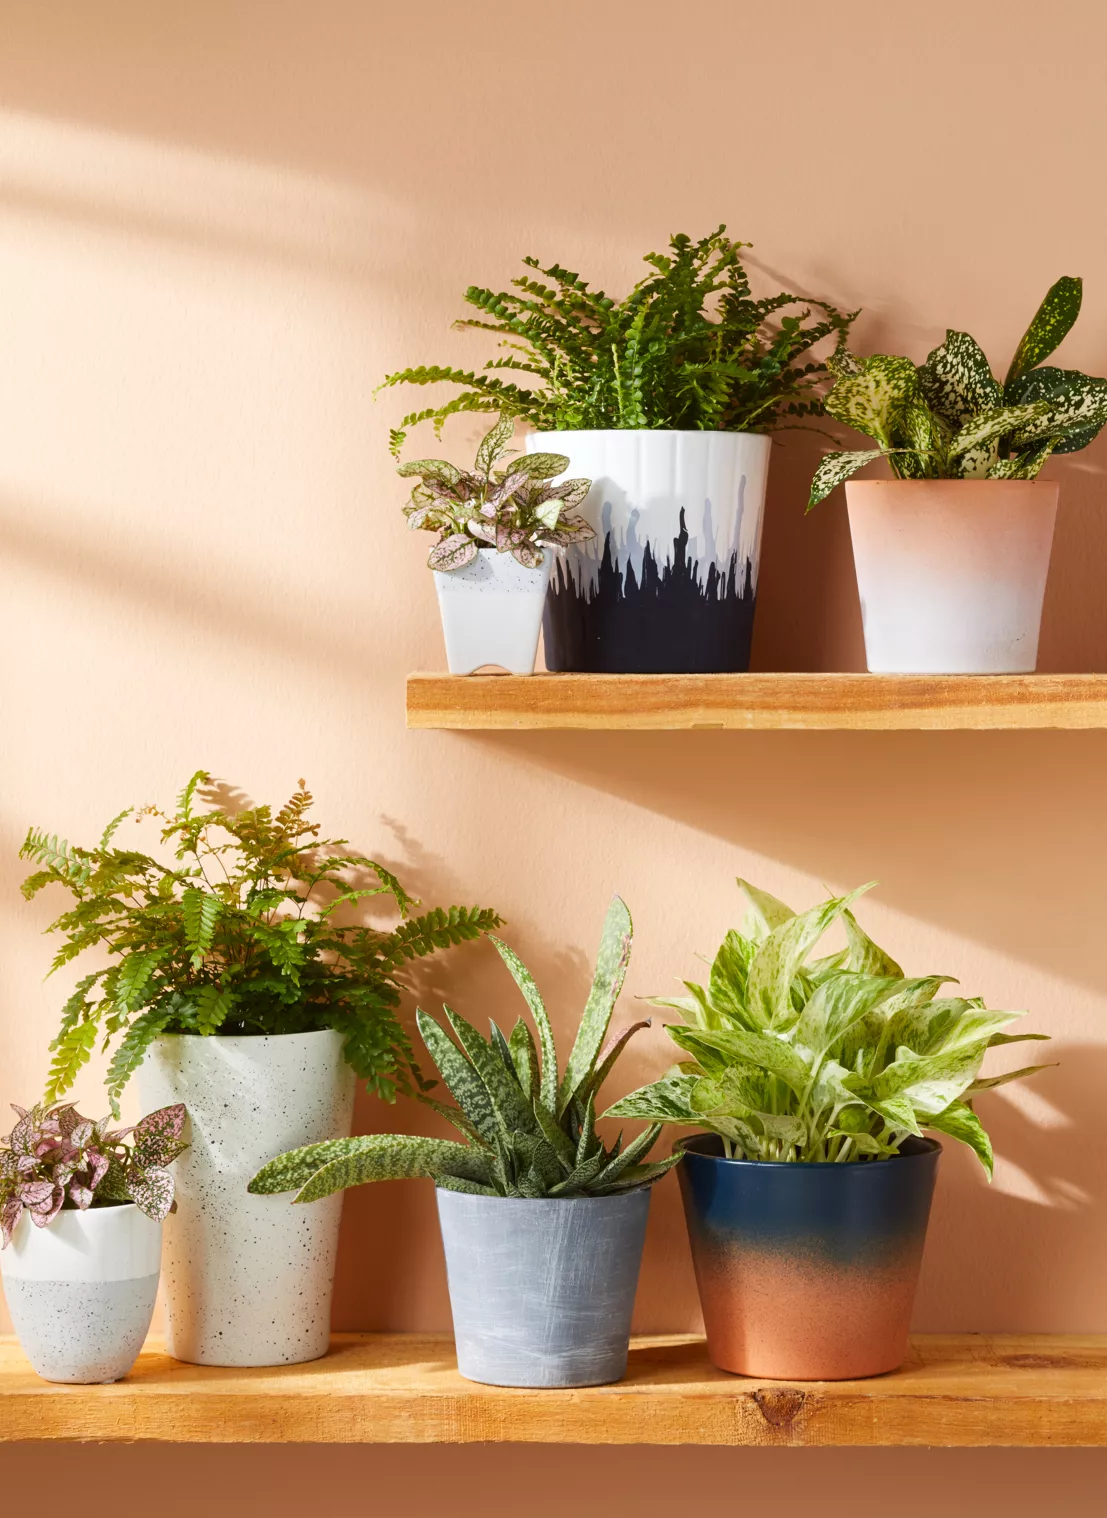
(377, 228), (855, 455)
(22, 776), (502, 1105)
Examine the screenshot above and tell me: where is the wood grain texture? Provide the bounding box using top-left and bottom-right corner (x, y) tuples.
(405, 673), (1107, 731)
(4, 1334), (1107, 1446)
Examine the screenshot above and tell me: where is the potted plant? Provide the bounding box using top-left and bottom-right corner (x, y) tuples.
(607, 880), (1051, 1381)
(807, 277), (1107, 673)
(250, 897), (679, 1388)
(19, 772), (501, 1368)
(400, 414), (593, 674)
(0, 1099), (185, 1383)
(379, 228), (855, 674)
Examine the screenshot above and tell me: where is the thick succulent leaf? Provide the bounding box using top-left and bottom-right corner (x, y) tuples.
(427, 534), (478, 571)
(1004, 276), (1082, 387)
(416, 1010), (499, 1142)
(582, 1019), (653, 1103)
(558, 895), (633, 1115)
(591, 1122), (664, 1187)
(296, 1136), (486, 1202)
(604, 1073), (700, 1124)
(925, 1100), (993, 1177)
(807, 449), (888, 510)
(435, 1174), (497, 1196)
(531, 1094), (576, 1167)
(489, 936), (559, 1111)
(947, 401), (1050, 459)
(823, 354), (919, 444)
(507, 1017), (539, 1100)
(919, 331), (1001, 427)
(592, 1154), (683, 1193)
(744, 884), (874, 1030)
(443, 1006), (538, 1137)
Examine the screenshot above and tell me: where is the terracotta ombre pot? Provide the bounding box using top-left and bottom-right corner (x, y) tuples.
(678, 1134), (940, 1380)
(846, 478), (1059, 673)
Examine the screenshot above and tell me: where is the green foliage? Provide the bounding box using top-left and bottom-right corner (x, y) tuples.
(400, 414), (594, 570)
(21, 774), (501, 1114)
(249, 897), (681, 1202)
(605, 881), (1051, 1175)
(808, 276), (1107, 507)
(377, 228), (856, 455)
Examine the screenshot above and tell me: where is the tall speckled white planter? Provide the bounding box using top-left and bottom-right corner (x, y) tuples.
(530, 430), (770, 673)
(1, 1203), (161, 1383)
(433, 546), (551, 674)
(436, 1186), (651, 1388)
(139, 1030), (355, 1367)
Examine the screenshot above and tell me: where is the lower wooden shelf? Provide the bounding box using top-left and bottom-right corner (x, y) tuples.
(405, 672), (1107, 731)
(3, 1333), (1106, 1446)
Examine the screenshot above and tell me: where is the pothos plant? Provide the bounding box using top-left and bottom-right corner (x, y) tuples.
(1, 1101), (187, 1244)
(607, 880), (1051, 1175)
(808, 276), (1107, 507)
(401, 414), (594, 571)
(249, 897), (680, 1203)
(20, 773), (501, 1115)
(378, 227), (856, 455)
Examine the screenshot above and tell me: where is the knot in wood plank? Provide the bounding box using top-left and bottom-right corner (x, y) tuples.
(751, 1387), (807, 1430)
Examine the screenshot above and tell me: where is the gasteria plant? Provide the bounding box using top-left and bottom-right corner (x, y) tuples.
(607, 881), (1051, 1175)
(0, 1101), (187, 1244)
(20, 773), (501, 1114)
(378, 228), (856, 455)
(249, 897), (680, 1203)
(808, 276), (1107, 507)
(401, 415), (594, 571)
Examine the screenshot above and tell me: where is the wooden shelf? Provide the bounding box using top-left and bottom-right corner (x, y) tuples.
(3, 1334), (1107, 1446)
(406, 672), (1107, 731)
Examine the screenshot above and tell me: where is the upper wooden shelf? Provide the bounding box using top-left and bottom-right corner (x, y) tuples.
(3, 1333), (1106, 1446)
(406, 672), (1107, 731)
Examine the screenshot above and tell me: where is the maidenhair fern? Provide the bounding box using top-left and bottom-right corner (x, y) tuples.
(378, 228), (856, 455)
(21, 773), (501, 1114)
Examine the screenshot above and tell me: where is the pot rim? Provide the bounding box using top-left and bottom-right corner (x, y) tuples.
(433, 1184), (653, 1203)
(676, 1132), (941, 1169)
(528, 427), (770, 441)
(845, 477), (1058, 492)
(149, 1027), (344, 1045)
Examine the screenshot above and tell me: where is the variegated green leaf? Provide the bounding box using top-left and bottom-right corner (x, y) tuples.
(558, 895), (633, 1115)
(744, 884), (875, 1029)
(988, 441), (1055, 480)
(919, 330), (1001, 427)
(604, 1073), (701, 1124)
(416, 1010), (499, 1143)
(807, 449), (887, 510)
(823, 354), (918, 445)
(925, 1100), (993, 1178)
(843, 909), (903, 977)
(489, 935), (559, 1111)
(947, 401), (1050, 459)
(1005, 275), (1082, 387)
(1005, 371), (1107, 451)
(737, 879), (795, 937)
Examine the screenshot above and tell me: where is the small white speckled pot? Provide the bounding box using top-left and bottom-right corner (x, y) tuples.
(1, 1203), (161, 1383)
(433, 547), (551, 674)
(138, 1030), (355, 1367)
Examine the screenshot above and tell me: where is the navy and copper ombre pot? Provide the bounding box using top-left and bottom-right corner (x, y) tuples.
(678, 1133), (940, 1380)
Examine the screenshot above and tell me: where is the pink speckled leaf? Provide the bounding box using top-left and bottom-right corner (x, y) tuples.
(127, 1166), (174, 1222)
(1, 1195), (22, 1247)
(132, 1105), (187, 1169)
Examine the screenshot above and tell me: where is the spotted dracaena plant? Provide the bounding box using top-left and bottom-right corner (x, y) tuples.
(249, 897), (681, 1204)
(0, 1101), (187, 1245)
(400, 414), (594, 571)
(605, 881), (1052, 1175)
(808, 276), (1107, 508)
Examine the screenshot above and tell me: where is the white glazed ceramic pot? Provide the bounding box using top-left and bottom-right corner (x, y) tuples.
(433, 546), (551, 674)
(1, 1203), (161, 1383)
(138, 1030), (355, 1367)
(528, 430), (770, 673)
(846, 478), (1060, 673)
(436, 1187), (651, 1388)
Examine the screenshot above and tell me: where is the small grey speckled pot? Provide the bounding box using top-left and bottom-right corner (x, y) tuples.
(1, 1203), (161, 1384)
(436, 1186), (651, 1388)
(138, 1030), (355, 1367)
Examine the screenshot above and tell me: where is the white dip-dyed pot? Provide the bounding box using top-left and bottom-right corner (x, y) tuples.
(1, 1203), (161, 1383)
(436, 1186), (651, 1388)
(433, 547), (551, 674)
(846, 478), (1060, 673)
(530, 430), (770, 673)
(138, 1030), (355, 1367)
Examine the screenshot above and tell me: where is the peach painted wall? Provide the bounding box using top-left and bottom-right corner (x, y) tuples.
(2, 0), (1106, 1505)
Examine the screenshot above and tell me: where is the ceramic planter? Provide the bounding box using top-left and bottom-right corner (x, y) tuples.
(1, 1203), (161, 1383)
(433, 546), (551, 674)
(528, 429), (770, 673)
(138, 1029), (355, 1367)
(435, 1186), (651, 1387)
(846, 479), (1059, 673)
(678, 1134), (940, 1380)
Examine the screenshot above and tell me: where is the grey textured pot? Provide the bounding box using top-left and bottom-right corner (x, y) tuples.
(435, 1186), (651, 1388)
